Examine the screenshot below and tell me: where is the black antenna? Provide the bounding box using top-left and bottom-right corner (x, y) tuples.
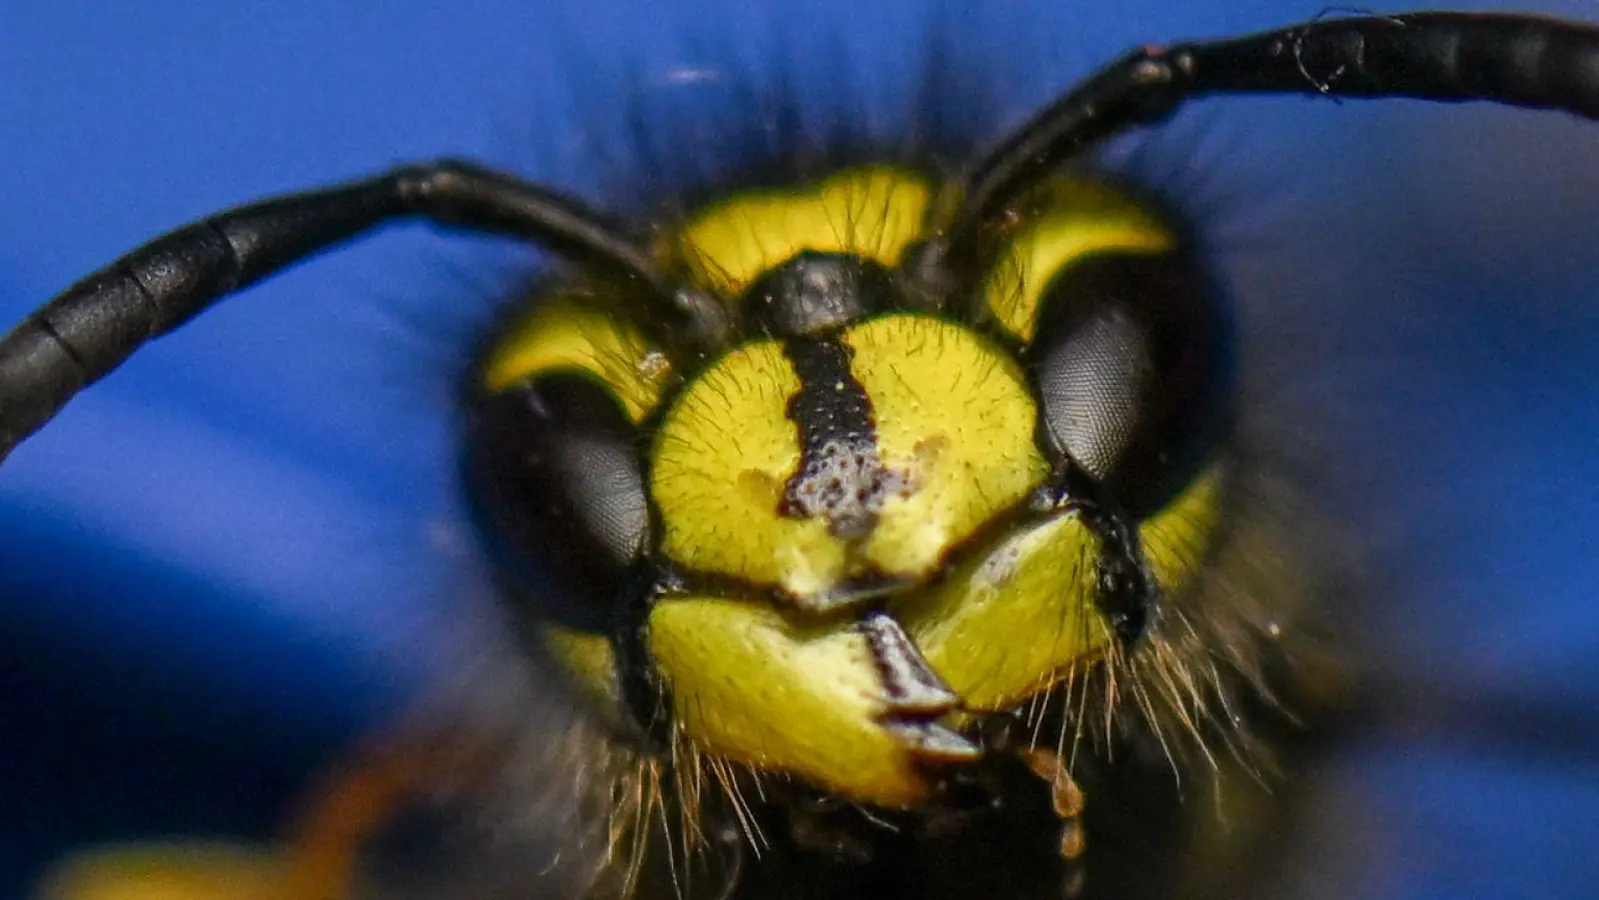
(0, 159), (725, 461)
(928, 12), (1599, 264)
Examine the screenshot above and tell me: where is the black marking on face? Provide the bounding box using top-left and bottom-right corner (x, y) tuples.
(613, 560), (685, 748)
(744, 250), (895, 337)
(860, 608), (982, 764)
(780, 335), (912, 540)
(1051, 465), (1161, 647)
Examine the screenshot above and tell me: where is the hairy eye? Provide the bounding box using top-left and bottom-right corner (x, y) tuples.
(462, 370), (648, 630)
(1028, 250), (1229, 517)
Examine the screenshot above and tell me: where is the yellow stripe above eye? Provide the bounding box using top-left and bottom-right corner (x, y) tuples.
(662, 166), (934, 297)
(479, 295), (673, 423)
(981, 178), (1176, 343)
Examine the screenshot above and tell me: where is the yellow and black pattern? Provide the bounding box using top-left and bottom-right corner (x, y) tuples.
(650, 314), (1048, 608)
(462, 164), (1238, 820)
(26, 8), (1599, 900)
(38, 162), (1261, 900)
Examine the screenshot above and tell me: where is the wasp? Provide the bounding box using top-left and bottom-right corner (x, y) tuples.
(10, 7), (1599, 900)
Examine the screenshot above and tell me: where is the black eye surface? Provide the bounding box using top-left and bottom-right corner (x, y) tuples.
(1028, 251), (1231, 517)
(461, 372), (649, 632)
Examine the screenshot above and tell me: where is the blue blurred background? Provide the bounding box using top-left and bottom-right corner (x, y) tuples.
(1, 1), (1597, 898)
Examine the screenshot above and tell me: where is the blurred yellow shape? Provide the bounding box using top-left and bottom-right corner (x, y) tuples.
(35, 844), (289, 900)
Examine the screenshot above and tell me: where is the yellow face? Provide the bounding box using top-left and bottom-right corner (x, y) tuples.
(467, 166), (1230, 809)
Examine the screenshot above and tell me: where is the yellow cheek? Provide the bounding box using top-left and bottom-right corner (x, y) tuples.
(651, 315), (1052, 604)
(846, 314), (1051, 579)
(897, 511), (1111, 713)
(647, 595), (938, 808)
(1140, 463), (1227, 598)
(538, 624), (628, 731)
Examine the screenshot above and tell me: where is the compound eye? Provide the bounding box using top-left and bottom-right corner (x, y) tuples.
(463, 371), (648, 631)
(1028, 252), (1230, 517)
